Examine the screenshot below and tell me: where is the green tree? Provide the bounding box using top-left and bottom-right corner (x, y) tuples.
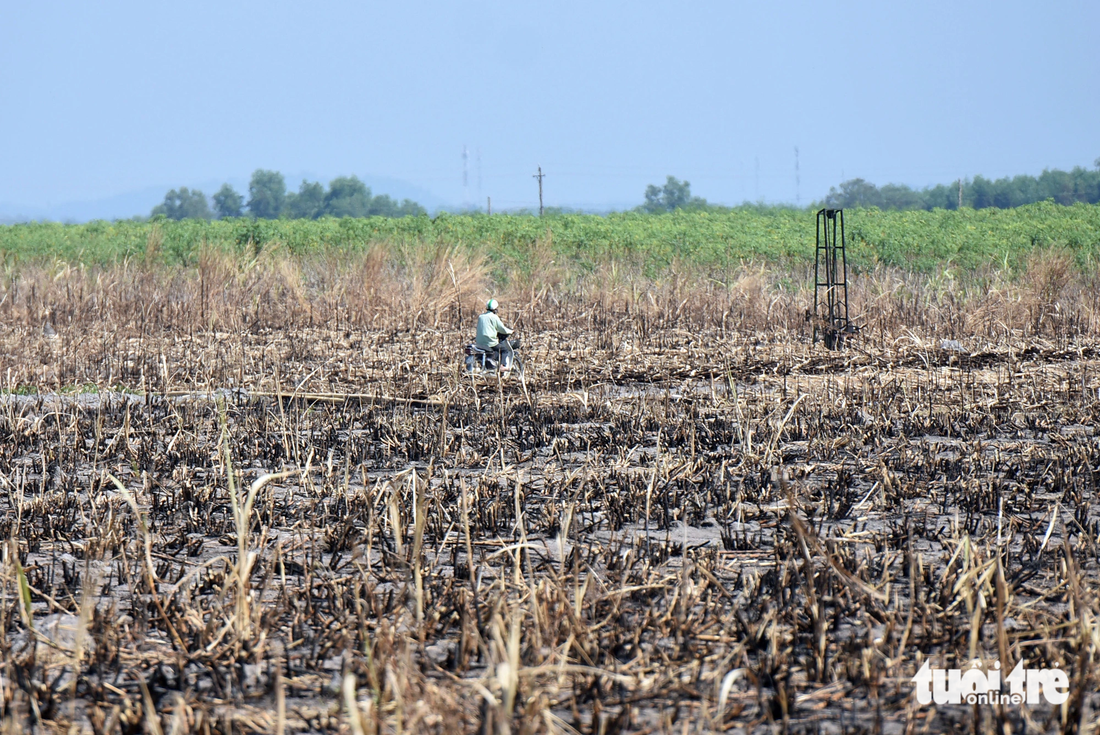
(823, 179), (882, 209)
(642, 176), (708, 213)
(322, 176), (371, 217)
(151, 187), (211, 220)
(969, 175), (995, 209)
(363, 193), (426, 217)
(394, 199), (427, 217)
(1003, 175), (1040, 207)
(368, 193), (400, 217)
(878, 183), (923, 210)
(1039, 169), (1079, 205)
(248, 169), (286, 219)
(1079, 166), (1100, 204)
(212, 184), (244, 218)
(919, 183), (958, 210)
(286, 180), (325, 219)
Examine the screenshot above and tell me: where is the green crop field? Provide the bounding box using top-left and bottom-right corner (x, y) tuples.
(2, 201), (1099, 279)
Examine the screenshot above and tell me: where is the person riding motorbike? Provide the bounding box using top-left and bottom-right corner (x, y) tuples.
(476, 299), (520, 366)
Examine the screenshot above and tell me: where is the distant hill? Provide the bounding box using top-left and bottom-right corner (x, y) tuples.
(0, 185), (172, 223)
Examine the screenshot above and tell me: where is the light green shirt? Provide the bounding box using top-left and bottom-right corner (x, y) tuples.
(476, 311), (512, 348)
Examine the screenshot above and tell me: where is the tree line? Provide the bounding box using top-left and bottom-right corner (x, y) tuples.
(821, 161), (1100, 211)
(154, 162), (1100, 222)
(639, 162), (1100, 214)
(152, 170), (426, 220)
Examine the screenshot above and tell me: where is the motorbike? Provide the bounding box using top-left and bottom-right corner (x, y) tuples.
(463, 335), (524, 377)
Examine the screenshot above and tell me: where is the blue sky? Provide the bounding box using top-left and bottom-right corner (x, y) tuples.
(1, 0), (1097, 217)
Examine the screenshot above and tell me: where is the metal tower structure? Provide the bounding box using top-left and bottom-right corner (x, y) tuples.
(813, 208), (852, 349)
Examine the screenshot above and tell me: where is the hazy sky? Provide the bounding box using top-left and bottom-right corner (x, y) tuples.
(1, 0), (1097, 213)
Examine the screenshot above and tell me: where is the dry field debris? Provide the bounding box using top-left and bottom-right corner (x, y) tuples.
(2, 258), (1100, 734)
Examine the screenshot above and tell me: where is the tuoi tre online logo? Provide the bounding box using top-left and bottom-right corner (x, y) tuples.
(912, 660), (1069, 706)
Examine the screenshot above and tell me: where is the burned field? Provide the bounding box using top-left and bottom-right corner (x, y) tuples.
(3, 261), (1100, 734)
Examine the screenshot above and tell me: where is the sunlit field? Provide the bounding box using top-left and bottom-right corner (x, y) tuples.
(3, 230), (1100, 732)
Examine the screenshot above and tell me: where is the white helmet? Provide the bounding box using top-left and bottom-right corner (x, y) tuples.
(486, 298), (499, 312)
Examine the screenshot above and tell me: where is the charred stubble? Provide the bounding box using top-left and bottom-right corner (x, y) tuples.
(1, 259), (1100, 733)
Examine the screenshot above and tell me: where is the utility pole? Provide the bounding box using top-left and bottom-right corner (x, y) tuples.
(533, 166), (545, 216)
(957, 178), (963, 209)
(487, 197), (491, 215)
